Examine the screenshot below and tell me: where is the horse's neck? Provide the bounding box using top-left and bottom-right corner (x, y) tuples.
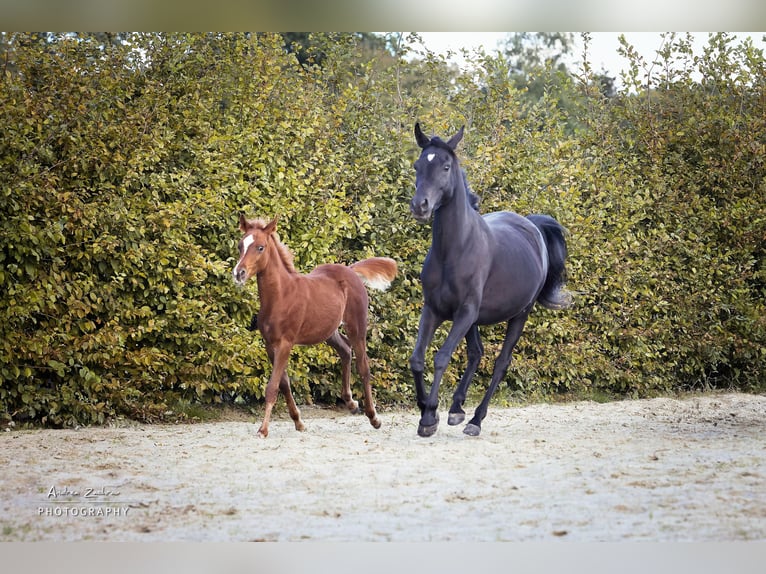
(431, 179), (478, 258)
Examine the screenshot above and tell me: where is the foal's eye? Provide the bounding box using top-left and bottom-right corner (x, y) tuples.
(257, 245), (265, 253)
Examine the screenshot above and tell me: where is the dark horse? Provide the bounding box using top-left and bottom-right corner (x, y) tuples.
(233, 214), (398, 438)
(409, 123), (571, 437)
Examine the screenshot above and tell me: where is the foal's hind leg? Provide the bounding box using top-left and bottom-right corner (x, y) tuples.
(464, 314), (529, 437)
(351, 339), (381, 429)
(343, 296), (380, 430)
(326, 330), (359, 414)
(448, 325), (484, 426)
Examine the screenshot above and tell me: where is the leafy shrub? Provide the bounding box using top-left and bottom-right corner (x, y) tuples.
(1, 32), (763, 427)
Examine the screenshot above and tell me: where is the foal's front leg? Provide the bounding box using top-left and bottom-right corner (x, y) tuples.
(279, 371), (305, 432)
(258, 341), (294, 438)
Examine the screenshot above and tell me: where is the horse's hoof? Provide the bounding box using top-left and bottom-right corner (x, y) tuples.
(448, 412), (465, 426)
(370, 417), (381, 429)
(256, 430), (269, 439)
(417, 412), (439, 437)
(295, 421), (306, 432)
(463, 423), (481, 437)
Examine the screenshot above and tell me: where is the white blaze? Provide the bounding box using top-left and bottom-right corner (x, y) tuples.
(234, 234), (255, 279)
(427, 153), (435, 162)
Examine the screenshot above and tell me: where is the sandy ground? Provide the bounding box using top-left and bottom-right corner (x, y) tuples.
(1, 392), (764, 541)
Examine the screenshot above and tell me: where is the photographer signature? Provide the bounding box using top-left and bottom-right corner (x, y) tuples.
(47, 486), (121, 499)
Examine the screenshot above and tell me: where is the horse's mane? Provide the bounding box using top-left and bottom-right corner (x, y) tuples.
(461, 170), (481, 212)
(251, 218), (297, 273)
(426, 137), (481, 212)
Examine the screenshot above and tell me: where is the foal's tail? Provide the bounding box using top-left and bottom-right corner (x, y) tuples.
(527, 214), (572, 310)
(350, 257), (398, 291)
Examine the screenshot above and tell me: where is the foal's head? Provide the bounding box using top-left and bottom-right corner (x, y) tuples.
(232, 214), (279, 286)
(410, 122), (465, 223)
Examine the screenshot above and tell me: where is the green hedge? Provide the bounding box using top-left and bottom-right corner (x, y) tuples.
(1, 33), (763, 427)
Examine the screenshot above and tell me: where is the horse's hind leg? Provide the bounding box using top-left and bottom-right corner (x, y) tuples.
(448, 325), (484, 426)
(326, 330), (359, 414)
(465, 314), (528, 437)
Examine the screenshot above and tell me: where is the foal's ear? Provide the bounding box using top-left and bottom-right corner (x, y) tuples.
(264, 216), (278, 235)
(238, 212), (248, 232)
(414, 122), (431, 149)
(447, 125), (464, 150)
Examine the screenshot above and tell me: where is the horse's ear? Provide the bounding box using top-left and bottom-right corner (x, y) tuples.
(238, 212), (248, 232)
(447, 125), (464, 150)
(414, 122), (431, 149)
(264, 216), (278, 235)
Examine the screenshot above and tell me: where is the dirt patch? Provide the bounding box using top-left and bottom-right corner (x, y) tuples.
(1, 392), (764, 541)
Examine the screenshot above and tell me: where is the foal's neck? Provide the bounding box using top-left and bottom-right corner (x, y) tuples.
(256, 243), (296, 307)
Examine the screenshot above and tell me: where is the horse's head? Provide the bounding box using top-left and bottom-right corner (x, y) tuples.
(233, 214), (278, 286)
(410, 123), (464, 223)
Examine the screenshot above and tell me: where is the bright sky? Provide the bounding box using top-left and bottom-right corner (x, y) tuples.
(415, 32), (763, 79)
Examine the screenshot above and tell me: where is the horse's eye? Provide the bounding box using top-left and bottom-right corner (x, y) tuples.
(257, 245), (265, 253)
(443, 164), (450, 171)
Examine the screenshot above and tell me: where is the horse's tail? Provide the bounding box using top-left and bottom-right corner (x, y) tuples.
(350, 257), (398, 291)
(527, 214), (572, 310)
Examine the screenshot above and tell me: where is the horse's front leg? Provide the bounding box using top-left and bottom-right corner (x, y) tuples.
(418, 305), (479, 437)
(410, 306), (442, 416)
(448, 325), (484, 426)
(258, 341), (293, 438)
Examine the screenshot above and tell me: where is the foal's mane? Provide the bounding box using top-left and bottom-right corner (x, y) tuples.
(250, 218), (296, 273)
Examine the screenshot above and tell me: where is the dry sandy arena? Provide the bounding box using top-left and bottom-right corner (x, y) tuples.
(1, 392), (764, 542)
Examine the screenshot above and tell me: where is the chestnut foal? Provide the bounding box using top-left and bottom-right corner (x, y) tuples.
(233, 215), (397, 438)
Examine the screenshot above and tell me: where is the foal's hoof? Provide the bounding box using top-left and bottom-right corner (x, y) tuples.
(447, 412), (465, 426)
(417, 413), (439, 437)
(347, 400), (361, 415)
(463, 423), (481, 437)
(369, 416), (381, 429)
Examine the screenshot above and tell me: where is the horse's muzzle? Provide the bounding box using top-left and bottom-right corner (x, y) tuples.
(410, 196), (432, 223)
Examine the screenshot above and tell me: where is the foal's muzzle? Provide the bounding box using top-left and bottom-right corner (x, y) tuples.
(233, 267), (248, 286)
